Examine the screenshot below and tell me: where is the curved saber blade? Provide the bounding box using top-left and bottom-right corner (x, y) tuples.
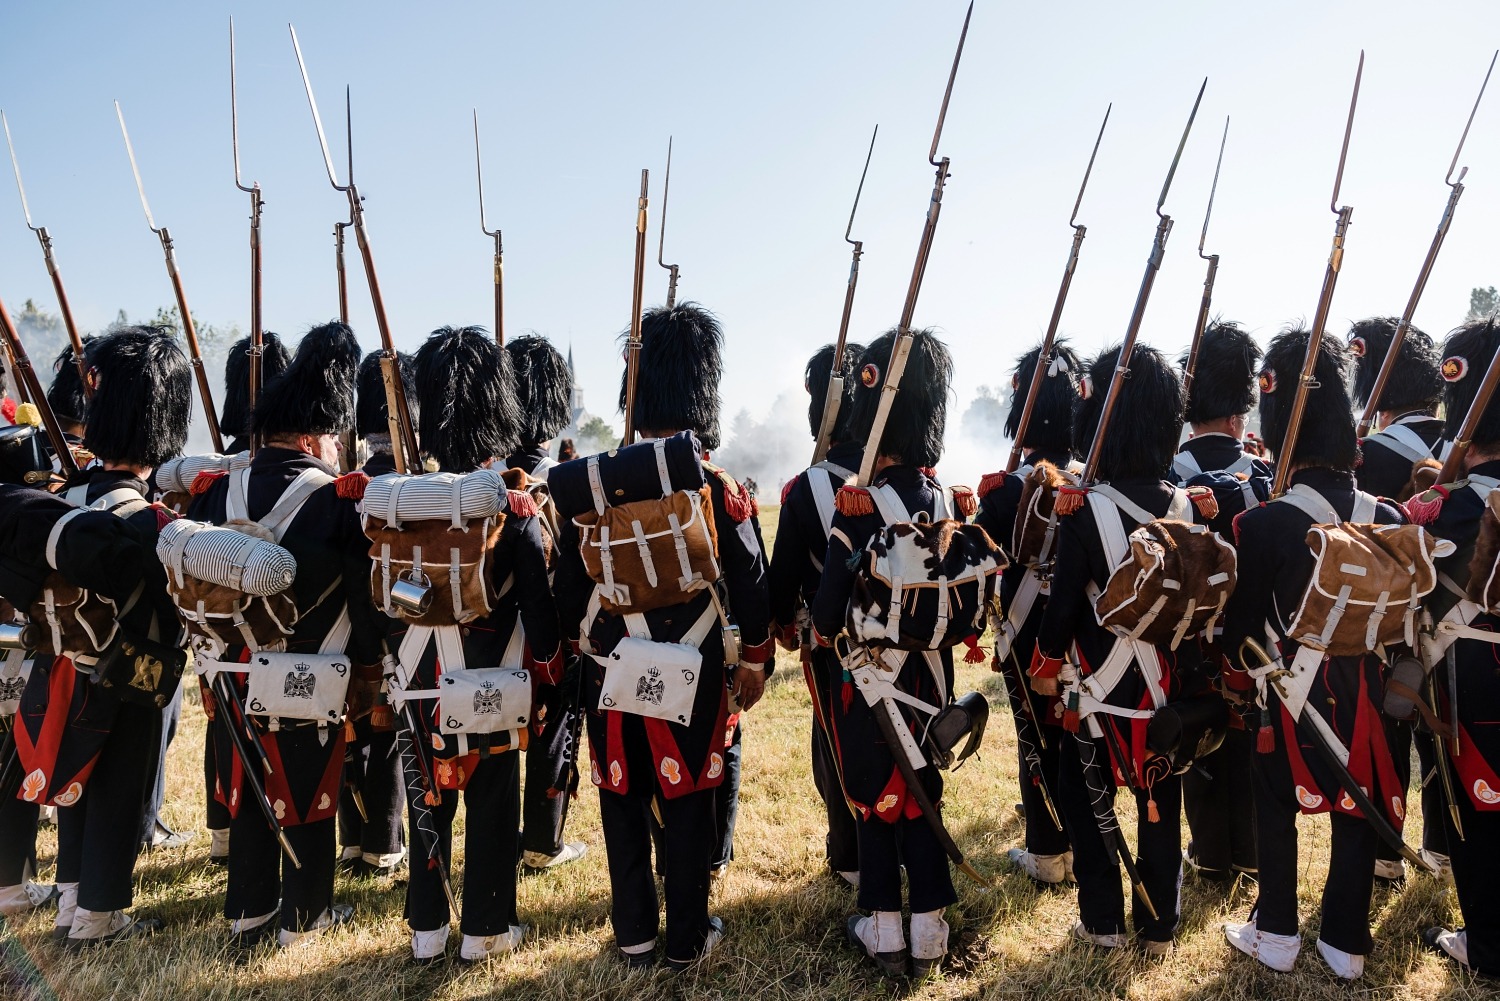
(1199, 117), (1229, 259)
(1, 112), (37, 229)
(1158, 78), (1207, 213)
(114, 101), (159, 233)
(288, 23), (345, 190)
(928, 0), (974, 165)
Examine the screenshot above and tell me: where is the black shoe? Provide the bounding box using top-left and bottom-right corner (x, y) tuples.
(665, 916), (725, 972)
(49, 926), (70, 944)
(845, 915), (909, 978)
(618, 944), (657, 970)
(348, 857), (404, 879)
(208, 855), (230, 869)
(229, 915), (280, 952)
(65, 916), (161, 951)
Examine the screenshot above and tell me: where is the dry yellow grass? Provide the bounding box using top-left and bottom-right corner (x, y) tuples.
(0, 504), (1490, 1000)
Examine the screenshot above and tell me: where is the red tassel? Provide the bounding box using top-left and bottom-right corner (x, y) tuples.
(989, 654), (1003, 674)
(714, 469), (755, 523)
(1054, 485), (1087, 516)
(977, 471), (1007, 498)
(952, 486), (978, 518)
(1062, 691), (1080, 733)
(505, 488), (538, 517)
(962, 634), (986, 664)
(1404, 485), (1449, 526)
(1188, 486), (1219, 520)
(835, 485), (874, 517)
(841, 677), (854, 713)
(1256, 707), (1275, 754)
(190, 469), (228, 495)
(1147, 797), (1160, 824)
(335, 471), (370, 500)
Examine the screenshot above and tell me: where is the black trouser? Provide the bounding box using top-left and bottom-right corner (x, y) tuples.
(811, 712), (859, 873)
(1056, 732), (1182, 942)
(405, 751), (519, 936)
(600, 785), (714, 963)
(1018, 723), (1071, 858)
(855, 794), (958, 915)
(0, 794), (38, 885)
(205, 732), (230, 831)
(56, 700), (159, 913)
(1182, 726), (1257, 874)
(140, 682), (182, 843)
(225, 811), (335, 932)
(711, 720), (742, 870)
(1375, 719), (1446, 862)
(1251, 744), (1376, 955)
(338, 728), (405, 857)
(1442, 786), (1500, 976)
(521, 710), (570, 859)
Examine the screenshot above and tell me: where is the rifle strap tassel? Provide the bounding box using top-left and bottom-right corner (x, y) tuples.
(962, 634), (986, 664)
(1256, 707), (1276, 754)
(1054, 485), (1087, 516)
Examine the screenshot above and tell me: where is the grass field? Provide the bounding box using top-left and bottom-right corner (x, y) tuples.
(0, 503), (1491, 1000)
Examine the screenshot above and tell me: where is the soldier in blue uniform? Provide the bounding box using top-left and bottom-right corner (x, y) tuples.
(1348, 317), (1445, 500)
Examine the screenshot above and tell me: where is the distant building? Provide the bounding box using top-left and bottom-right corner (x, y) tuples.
(556, 343), (599, 453)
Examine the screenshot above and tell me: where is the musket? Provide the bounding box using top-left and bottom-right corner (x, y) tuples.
(855, 0), (973, 487)
(334, 98), (352, 325)
(1, 112), (89, 396)
(114, 102), (224, 454)
(1435, 318), (1500, 483)
(1075, 78), (1207, 490)
(289, 27), (420, 473)
(1182, 116), (1230, 395)
(1271, 53), (1364, 496)
(1, 337), (28, 406)
(657, 137), (680, 310)
(213, 672), (301, 867)
(1432, 656), (1464, 841)
(1004, 104), (1110, 473)
(230, 18), (265, 456)
(1356, 51), (1497, 439)
(810, 124), (877, 467)
(1075, 718), (1158, 918)
(472, 109), (504, 345)
(622, 169), (649, 445)
(0, 292), (78, 478)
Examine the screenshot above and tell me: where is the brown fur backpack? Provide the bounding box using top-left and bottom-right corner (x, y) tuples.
(1011, 460), (1079, 567)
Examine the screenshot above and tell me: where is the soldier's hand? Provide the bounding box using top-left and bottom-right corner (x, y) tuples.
(732, 663), (767, 712)
(1030, 675), (1059, 698)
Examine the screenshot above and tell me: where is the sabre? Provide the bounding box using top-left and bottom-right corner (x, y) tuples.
(1004, 104), (1110, 473)
(1075, 78), (1207, 490)
(622, 169), (649, 445)
(855, 0), (973, 487)
(0, 293), (77, 478)
(810, 124), (877, 467)
(657, 136), (680, 310)
(1182, 116), (1230, 395)
(1, 112), (89, 396)
(1356, 51), (1497, 438)
(289, 26), (420, 473)
(472, 109), (504, 345)
(115, 101), (224, 453)
(230, 17), (265, 455)
(1272, 53), (1363, 496)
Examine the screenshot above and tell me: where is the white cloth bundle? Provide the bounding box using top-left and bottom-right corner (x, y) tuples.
(157, 519), (297, 596)
(154, 452), (248, 494)
(362, 469), (506, 530)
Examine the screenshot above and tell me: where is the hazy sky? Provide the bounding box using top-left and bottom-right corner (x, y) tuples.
(3, 1), (1499, 483)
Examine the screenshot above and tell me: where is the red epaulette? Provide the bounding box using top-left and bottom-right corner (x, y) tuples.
(709, 466), (754, 523)
(780, 476), (797, 505)
(151, 502), (179, 531)
(1405, 484), (1451, 526)
(1186, 484), (1219, 520)
(190, 470), (228, 496)
(0, 397), (13, 424)
(335, 471), (369, 501)
(835, 485), (873, 517)
(1053, 484), (1087, 516)
(977, 470), (1007, 499)
(951, 485), (977, 518)
(506, 489), (539, 518)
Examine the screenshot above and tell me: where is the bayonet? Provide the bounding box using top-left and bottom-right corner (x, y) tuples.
(657, 136), (679, 309)
(473, 109), (504, 344)
(230, 17), (265, 454)
(115, 100), (224, 453)
(1356, 50), (1496, 438)
(810, 123), (877, 466)
(1272, 53), (1363, 496)
(1005, 104), (1110, 473)
(1183, 116), (1229, 394)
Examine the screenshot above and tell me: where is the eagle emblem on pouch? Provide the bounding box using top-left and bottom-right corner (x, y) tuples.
(284, 664), (316, 700)
(130, 652), (163, 693)
(0, 676), (24, 703)
(473, 680), (502, 716)
(636, 665), (665, 706)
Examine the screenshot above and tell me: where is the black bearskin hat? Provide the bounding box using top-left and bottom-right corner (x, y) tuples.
(848, 328), (952, 469)
(1440, 319), (1500, 445)
(1005, 340), (1080, 453)
(1347, 317), (1442, 414)
(220, 333), (290, 440)
(355, 350), (418, 439)
(804, 341), (865, 442)
(1257, 327), (1357, 471)
(251, 321), (360, 438)
(415, 326), (521, 472)
(618, 301), (724, 450)
(82, 326), (190, 467)
(46, 336), (95, 428)
(1181, 321), (1260, 425)
(1072, 343), (1183, 481)
(506, 335), (572, 445)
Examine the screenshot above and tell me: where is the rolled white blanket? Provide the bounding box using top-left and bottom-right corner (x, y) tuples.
(156, 518), (297, 596)
(362, 469), (505, 529)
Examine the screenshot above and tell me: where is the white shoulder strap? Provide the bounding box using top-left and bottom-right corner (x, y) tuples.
(1172, 451), (1202, 479)
(531, 456), (558, 477)
(1350, 489), (1378, 523)
(230, 467), (334, 542)
(1370, 423), (1431, 464)
(44, 484), (150, 570)
(869, 484), (913, 526)
(807, 462), (849, 538)
(1277, 483), (1340, 523)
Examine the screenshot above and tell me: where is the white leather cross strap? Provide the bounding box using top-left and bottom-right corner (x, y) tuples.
(46, 485), (150, 570)
(807, 460), (855, 547)
(1275, 483), (1377, 526)
(1369, 418), (1434, 465)
(226, 467), (333, 542)
(845, 645), (943, 770)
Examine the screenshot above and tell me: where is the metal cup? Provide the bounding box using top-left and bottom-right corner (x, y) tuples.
(0, 622), (37, 651)
(390, 570), (434, 616)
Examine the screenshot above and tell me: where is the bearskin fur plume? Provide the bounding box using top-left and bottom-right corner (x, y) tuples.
(415, 326), (521, 472)
(251, 321), (361, 438)
(848, 328), (952, 469)
(805, 341), (865, 442)
(1258, 327), (1357, 471)
(220, 333), (290, 440)
(1348, 316), (1441, 414)
(46, 335), (95, 428)
(1072, 343), (1184, 480)
(619, 302), (724, 449)
(1441, 318), (1500, 445)
(506, 335), (572, 445)
(1181, 320), (1260, 424)
(355, 349), (418, 439)
(1005, 339), (1080, 453)
(82, 326), (190, 467)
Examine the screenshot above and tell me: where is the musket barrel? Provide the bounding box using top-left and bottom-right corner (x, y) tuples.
(159, 231), (225, 453)
(623, 169), (649, 445)
(350, 195), (421, 470)
(334, 222), (350, 323)
(1006, 224), (1085, 473)
(247, 190), (263, 456)
(35, 231), (89, 394)
(493, 234), (504, 346)
(1183, 254), (1219, 395)
(0, 292), (77, 476)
